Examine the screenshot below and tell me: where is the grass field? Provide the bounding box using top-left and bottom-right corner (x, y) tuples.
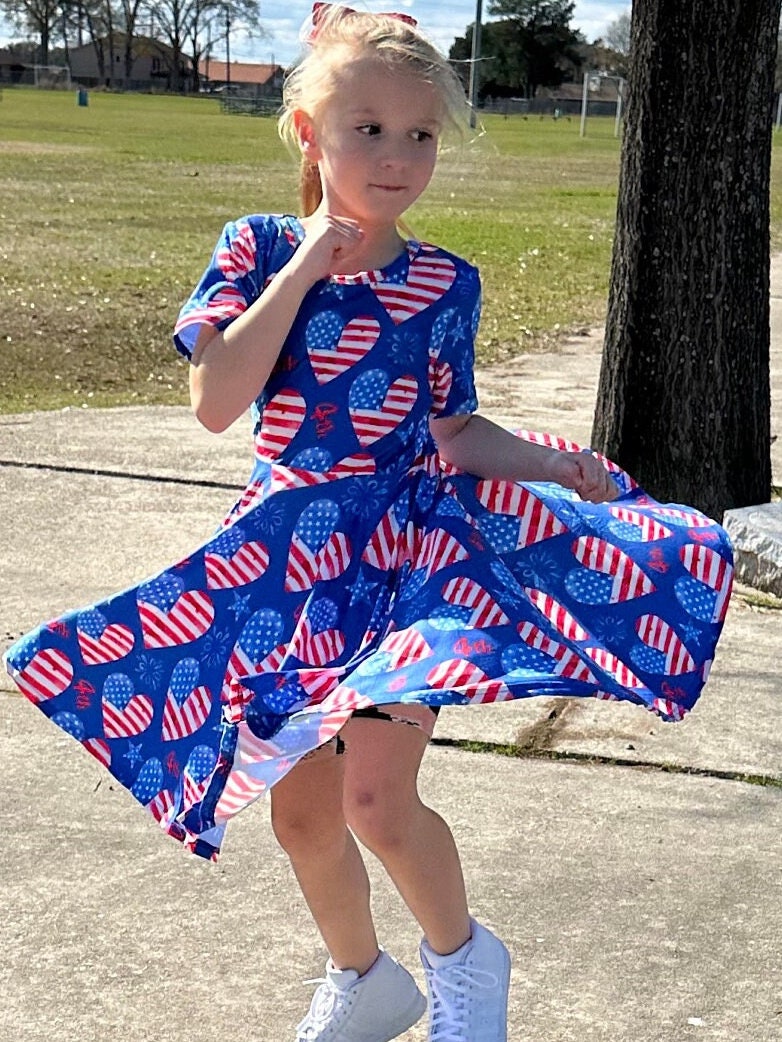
(1, 87), (781, 413)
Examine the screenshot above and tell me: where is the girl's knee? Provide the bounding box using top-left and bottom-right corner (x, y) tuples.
(270, 751), (346, 861)
(271, 800), (347, 861)
(344, 785), (419, 855)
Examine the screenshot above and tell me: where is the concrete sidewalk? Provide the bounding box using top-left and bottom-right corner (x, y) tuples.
(1, 266), (781, 1041)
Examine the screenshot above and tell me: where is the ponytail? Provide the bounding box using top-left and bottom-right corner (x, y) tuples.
(300, 158), (323, 216)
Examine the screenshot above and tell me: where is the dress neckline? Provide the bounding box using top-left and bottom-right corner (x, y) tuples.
(287, 216), (419, 285)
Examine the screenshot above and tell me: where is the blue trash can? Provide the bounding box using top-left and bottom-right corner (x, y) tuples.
(77, 88), (89, 107)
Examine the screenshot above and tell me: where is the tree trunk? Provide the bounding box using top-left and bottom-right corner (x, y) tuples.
(591, 0), (780, 520)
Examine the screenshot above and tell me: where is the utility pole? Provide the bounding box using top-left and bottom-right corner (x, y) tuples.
(225, 6), (231, 90)
(468, 0), (482, 128)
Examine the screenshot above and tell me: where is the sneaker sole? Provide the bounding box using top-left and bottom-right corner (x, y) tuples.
(495, 944), (512, 1040)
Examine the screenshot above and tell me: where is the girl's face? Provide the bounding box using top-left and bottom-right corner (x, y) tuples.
(297, 56), (442, 230)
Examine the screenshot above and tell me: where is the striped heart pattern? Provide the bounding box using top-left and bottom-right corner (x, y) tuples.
(291, 598), (346, 667)
(269, 452), (376, 493)
(475, 480), (568, 548)
(137, 574), (215, 649)
(285, 500), (351, 592)
(8, 637), (73, 704)
(524, 588), (589, 642)
(254, 388), (307, 460)
(181, 745), (218, 812)
(372, 253), (456, 324)
(417, 526), (470, 581)
(222, 608), (287, 703)
(102, 673), (153, 739)
(205, 527), (270, 589)
(77, 609), (135, 665)
(631, 614), (696, 675)
(363, 504), (411, 571)
(428, 355), (454, 414)
(607, 505), (672, 543)
(426, 658), (512, 704)
(648, 505), (713, 529)
(131, 758), (175, 826)
(216, 219), (257, 281)
(440, 577), (510, 628)
(307, 312), (381, 384)
(566, 535), (656, 604)
(379, 627), (434, 670)
(516, 620), (597, 682)
(161, 658), (213, 742)
(349, 369), (418, 446)
(676, 543), (733, 623)
(582, 647), (649, 692)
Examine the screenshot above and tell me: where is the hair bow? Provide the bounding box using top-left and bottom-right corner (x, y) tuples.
(303, 2), (418, 44)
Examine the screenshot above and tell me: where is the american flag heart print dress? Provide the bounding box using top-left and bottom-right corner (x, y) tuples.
(4, 214), (734, 860)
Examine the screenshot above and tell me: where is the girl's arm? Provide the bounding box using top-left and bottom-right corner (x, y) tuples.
(189, 215), (365, 432)
(430, 413), (619, 503)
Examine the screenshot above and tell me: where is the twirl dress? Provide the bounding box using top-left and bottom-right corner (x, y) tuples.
(5, 215), (734, 860)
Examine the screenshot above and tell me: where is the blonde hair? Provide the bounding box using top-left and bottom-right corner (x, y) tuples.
(278, 4), (469, 216)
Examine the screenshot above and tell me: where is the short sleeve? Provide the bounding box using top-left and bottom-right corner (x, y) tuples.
(173, 215), (295, 360)
(428, 261), (481, 418)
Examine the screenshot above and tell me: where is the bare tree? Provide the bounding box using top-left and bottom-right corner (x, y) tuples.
(604, 10), (631, 55)
(120, 0), (144, 83)
(2, 0), (61, 62)
(151, 0), (261, 93)
(81, 0), (118, 85)
(592, 0), (780, 519)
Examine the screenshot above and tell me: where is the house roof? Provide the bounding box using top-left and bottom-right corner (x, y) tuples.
(67, 34), (177, 59)
(0, 49), (27, 66)
(549, 79), (620, 102)
(200, 60), (283, 84)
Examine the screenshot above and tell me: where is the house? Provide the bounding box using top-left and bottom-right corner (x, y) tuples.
(198, 59), (284, 98)
(482, 76), (623, 117)
(67, 35), (189, 90)
(0, 49), (31, 85)
(544, 77), (622, 117)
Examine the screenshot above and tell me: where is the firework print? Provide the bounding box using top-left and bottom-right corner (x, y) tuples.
(4, 215), (734, 860)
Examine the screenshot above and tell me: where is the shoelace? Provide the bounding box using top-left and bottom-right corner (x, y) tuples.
(425, 963), (500, 1042)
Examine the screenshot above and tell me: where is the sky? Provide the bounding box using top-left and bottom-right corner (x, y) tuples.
(0, 2), (631, 65)
(243, 1), (631, 66)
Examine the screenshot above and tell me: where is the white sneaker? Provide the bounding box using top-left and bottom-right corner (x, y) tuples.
(295, 949), (427, 1042)
(420, 920), (511, 1042)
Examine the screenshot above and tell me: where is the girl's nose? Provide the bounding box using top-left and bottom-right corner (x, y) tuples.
(379, 144), (406, 167)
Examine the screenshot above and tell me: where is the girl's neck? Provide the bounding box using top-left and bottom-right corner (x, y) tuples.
(300, 211), (407, 274)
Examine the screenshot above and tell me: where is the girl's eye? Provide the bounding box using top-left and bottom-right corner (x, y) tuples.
(411, 130), (433, 143)
(358, 123), (381, 136)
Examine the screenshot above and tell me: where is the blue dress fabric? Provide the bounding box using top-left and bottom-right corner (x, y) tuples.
(4, 215), (734, 860)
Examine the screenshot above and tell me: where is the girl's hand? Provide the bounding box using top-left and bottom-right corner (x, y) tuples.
(291, 214), (365, 282)
(431, 414), (620, 502)
(548, 451), (619, 503)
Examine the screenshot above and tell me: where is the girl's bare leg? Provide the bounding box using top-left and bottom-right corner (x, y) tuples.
(270, 744), (380, 974)
(341, 713), (472, 956)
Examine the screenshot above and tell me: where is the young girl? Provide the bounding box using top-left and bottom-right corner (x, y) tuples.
(5, 5), (733, 1042)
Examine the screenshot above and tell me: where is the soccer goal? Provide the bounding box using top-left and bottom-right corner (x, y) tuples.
(32, 64), (72, 89)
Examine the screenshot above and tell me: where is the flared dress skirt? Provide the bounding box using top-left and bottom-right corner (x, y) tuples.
(4, 216), (734, 859)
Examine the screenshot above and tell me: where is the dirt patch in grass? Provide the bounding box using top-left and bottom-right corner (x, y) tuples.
(2, 140), (96, 155)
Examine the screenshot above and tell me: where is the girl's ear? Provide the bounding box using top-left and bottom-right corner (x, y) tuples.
(293, 110), (321, 162)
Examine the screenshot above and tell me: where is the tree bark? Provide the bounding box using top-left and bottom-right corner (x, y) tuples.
(591, 0), (780, 519)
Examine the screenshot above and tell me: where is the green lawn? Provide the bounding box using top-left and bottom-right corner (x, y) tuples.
(1, 88), (780, 413)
